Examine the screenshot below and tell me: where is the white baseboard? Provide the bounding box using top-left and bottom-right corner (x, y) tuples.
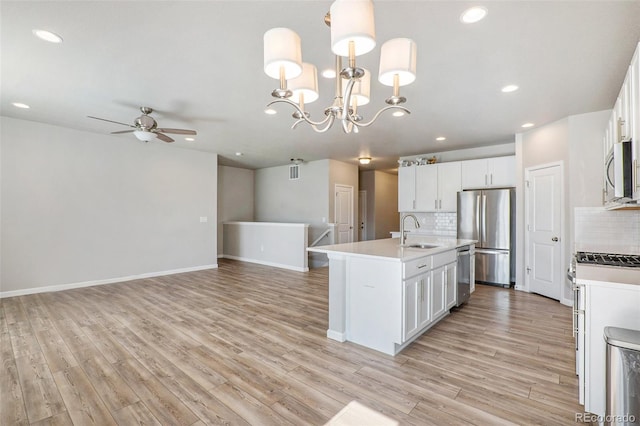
(327, 329), (346, 342)
(222, 255), (308, 272)
(0, 264), (218, 299)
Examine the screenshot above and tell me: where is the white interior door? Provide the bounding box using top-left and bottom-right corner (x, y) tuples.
(336, 184), (354, 244)
(526, 163), (563, 300)
(358, 190), (367, 241)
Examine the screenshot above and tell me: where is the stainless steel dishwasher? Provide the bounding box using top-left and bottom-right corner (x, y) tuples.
(456, 246), (474, 306)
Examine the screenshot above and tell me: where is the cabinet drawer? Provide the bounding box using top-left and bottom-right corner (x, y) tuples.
(404, 256), (432, 278)
(432, 250), (456, 268)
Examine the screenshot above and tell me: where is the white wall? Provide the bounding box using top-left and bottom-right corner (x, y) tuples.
(217, 165), (254, 255)
(515, 110), (610, 302)
(1, 117), (218, 296)
(254, 159), (329, 242)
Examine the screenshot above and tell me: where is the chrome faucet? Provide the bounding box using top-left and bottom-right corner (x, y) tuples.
(400, 213), (420, 245)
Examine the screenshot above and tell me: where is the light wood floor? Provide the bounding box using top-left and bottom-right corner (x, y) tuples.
(1, 259), (587, 425)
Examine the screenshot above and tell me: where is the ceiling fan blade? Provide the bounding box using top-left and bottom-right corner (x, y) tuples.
(156, 128), (197, 135)
(87, 116), (136, 128)
(155, 132), (174, 143)
(111, 130), (136, 134)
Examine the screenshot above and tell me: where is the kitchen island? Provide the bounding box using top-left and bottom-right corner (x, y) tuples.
(308, 236), (476, 356)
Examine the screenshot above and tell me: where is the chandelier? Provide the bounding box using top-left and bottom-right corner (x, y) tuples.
(263, 0), (417, 134)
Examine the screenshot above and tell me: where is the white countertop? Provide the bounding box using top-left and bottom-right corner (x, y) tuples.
(307, 236), (476, 262)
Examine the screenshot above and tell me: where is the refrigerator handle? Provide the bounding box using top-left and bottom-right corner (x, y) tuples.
(482, 194), (487, 243)
(475, 195), (480, 243)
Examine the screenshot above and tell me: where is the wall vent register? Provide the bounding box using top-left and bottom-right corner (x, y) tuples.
(576, 251), (640, 267)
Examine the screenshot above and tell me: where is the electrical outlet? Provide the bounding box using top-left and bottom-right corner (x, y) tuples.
(200, 216), (208, 223)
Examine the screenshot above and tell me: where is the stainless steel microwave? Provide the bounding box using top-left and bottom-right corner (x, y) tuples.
(604, 139), (633, 205)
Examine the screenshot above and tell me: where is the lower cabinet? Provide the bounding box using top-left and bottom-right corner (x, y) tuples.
(431, 265), (446, 321)
(445, 261), (457, 310)
(346, 249), (458, 356)
(403, 271), (431, 341)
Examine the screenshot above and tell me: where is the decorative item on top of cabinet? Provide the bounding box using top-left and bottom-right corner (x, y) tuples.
(460, 155), (515, 189)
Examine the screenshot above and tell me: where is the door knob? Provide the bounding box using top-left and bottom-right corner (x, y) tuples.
(552, 237), (559, 242)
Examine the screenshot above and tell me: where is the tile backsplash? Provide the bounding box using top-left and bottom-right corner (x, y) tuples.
(574, 207), (640, 254)
(400, 211), (457, 237)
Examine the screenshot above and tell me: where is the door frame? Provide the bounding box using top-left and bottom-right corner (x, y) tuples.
(335, 184), (354, 243)
(524, 161), (569, 305)
(358, 190), (367, 241)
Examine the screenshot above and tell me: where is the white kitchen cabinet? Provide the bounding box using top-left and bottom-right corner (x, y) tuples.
(437, 162), (463, 211)
(398, 165), (416, 211)
(461, 156), (515, 189)
(411, 162), (462, 212)
(431, 265), (446, 320)
(631, 43), (640, 200)
(603, 41), (640, 202)
(403, 270), (432, 341)
(445, 262), (457, 309)
(579, 279), (640, 417)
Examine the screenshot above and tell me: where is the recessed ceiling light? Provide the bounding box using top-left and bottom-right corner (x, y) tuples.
(392, 111), (406, 117)
(521, 122), (535, 128)
(32, 29), (63, 43)
(185, 137), (195, 141)
(322, 69), (336, 78)
(235, 152), (243, 156)
(460, 6), (488, 24)
(264, 108), (277, 115)
(436, 136), (446, 141)
(501, 84), (519, 93)
(12, 102), (30, 109)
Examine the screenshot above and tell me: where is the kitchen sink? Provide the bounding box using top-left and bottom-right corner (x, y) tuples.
(405, 243), (440, 249)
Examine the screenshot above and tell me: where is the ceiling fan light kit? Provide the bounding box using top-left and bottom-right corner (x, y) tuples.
(263, 0), (417, 134)
(88, 107), (197, 143)
(133, 130), (158, 142)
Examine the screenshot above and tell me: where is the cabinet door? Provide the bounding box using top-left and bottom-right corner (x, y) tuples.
(418, 273), (432, 328)
(461, 159), (488, 189)
(403, 277), (420, 340)
(415, 165), (438, 211)
(487, 156), (515, 187)
(445, 262), (457, 309)
(398, 166), (416, 212)
(631, 45), (640, 200)
(431, 266), (446, 321)
(438, 162), (462, 211)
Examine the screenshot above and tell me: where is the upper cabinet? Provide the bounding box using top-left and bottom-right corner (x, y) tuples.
(631, 44), (640, 200)
(398, 165), (417, 211)
(398, 162), (461, 212)
(604, 42), (640, 203)
(461, 156), (516, 189)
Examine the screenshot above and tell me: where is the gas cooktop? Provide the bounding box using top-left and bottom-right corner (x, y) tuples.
(576, 251), (640, 268)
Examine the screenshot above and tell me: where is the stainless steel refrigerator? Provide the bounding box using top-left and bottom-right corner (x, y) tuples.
(457, 188), (515, 287)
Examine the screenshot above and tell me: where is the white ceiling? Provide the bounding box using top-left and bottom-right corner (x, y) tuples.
(2, 1), (640, 172)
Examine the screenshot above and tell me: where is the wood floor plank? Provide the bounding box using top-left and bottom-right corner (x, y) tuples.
(1, 259), (587, 425)
(110, 401), (162, 426)
(52, 366), (117, 425)
(112, 357), (199, 425)
(1, 313), (29, 426)
(14, 353), (66, 423)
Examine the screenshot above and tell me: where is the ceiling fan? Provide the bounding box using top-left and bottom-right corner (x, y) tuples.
(88, 107), (197, 143)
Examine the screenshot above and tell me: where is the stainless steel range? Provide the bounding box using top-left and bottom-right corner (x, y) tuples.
(575, 251), (640, 285)
(576, 251), (640, 267)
